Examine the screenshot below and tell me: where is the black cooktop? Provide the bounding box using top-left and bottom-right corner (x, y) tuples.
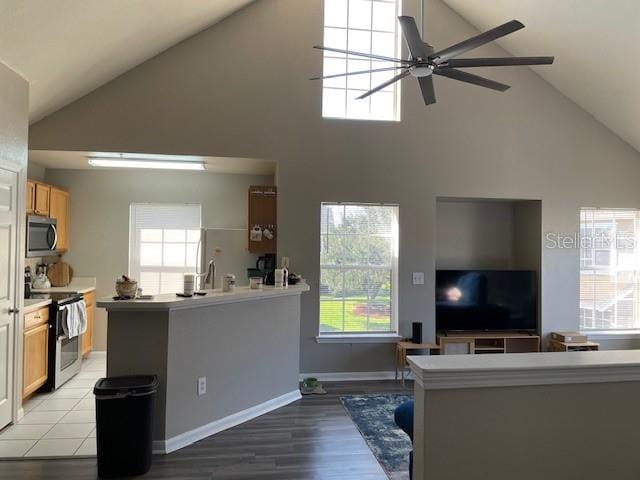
(29, 292), (84, 305)
(51, 293), (84, 305)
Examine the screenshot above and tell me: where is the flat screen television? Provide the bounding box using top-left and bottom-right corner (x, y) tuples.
(436, 270), (537, 332)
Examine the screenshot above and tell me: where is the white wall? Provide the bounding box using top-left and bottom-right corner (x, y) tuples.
(28, 0), (640, 373)
(43, 168), (273, 350)
(0, 62), (28, 170)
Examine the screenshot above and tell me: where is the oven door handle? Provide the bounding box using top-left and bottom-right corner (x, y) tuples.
(48, 224), (58, 250)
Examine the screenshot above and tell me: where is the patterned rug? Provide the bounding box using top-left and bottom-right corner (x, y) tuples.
(340, 394), (413, 480)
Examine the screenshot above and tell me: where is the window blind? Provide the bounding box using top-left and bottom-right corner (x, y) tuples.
(319, 202), (399, 334)
(129, 204), (202, 295)
(580, 208), (640, 330)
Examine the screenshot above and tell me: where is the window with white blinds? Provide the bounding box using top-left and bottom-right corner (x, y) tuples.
(580, 208), (640, 330)
(129, 204), (202, 295)
(319, 203), (399, 334)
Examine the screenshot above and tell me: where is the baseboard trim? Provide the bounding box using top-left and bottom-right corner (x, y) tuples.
(152, 389), (301, 454)
(299, 371), (398, 381)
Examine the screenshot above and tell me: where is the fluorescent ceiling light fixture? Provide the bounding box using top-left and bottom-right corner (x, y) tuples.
(87, 152), (205, 171)
(88, 158), (205, 170)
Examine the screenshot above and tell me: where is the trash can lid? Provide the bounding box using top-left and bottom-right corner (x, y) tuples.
(94, 375), (159, 396)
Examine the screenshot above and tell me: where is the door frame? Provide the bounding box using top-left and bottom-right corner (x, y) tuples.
(13, 164), (26, 422)
(0, 162), (27, 424)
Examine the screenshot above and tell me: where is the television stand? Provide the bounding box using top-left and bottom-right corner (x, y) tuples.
(437, 331), (540, 354)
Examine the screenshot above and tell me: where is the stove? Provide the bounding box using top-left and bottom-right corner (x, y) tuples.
(44, 293), (84, 391)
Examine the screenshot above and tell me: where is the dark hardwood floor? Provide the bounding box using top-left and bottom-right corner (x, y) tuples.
(0, 380), (412, 479)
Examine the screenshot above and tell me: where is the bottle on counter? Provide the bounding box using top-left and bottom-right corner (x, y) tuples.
(222, 274), (236, 293)
(281, 257), (290, 288)
(274, 269), (284, 288)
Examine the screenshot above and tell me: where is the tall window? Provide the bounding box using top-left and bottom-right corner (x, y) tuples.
(580, 208), (640, 330)
(322, 0), (402, 121)
(129, 204), (201, 295)
(319, 203), (399, 334)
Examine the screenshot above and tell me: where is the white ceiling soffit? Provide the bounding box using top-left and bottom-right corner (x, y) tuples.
(0, 0), (255, 123)
(29, 150), (276, 176)
(441, 0), (640, 153)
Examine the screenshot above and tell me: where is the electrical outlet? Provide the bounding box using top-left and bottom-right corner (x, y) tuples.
(412, 272), (425, 285)
(197, 377), (207, 396)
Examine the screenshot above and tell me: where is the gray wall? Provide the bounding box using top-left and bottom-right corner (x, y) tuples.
(106, 310), (169, 438)
(414, 382), (640, 479)
(436, 200), (516, 269)
(44, 168), (273, 350)
(106, 295), (301, 444)
(513, 201), (542, 272)
(26, 162), (46, 182)
(28, 0), (640, 373)
(165, 296), (300, 439)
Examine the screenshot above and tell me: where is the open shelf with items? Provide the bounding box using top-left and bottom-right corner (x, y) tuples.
(247, 185), (277, 254)
(437, 331), (541, 355)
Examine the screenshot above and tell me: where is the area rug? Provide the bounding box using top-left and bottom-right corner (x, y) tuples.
(340, 394), (413, 480)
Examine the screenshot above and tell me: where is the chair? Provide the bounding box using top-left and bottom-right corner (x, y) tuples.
(394, 400), (414, 480)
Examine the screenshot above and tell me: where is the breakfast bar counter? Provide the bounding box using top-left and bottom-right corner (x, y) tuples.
(98, 284), (309, 454)
(97, 284), (309, 311)
(407, 350), (640, 480)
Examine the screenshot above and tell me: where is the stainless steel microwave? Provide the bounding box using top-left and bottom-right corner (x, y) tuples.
(26, 215), (57, 257)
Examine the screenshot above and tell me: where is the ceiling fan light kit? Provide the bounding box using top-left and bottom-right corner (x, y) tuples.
(312, 15), (554, 106)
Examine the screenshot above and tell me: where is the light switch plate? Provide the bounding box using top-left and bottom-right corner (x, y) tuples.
(412, 272), (425, 285)
(197, 377), (207, 396)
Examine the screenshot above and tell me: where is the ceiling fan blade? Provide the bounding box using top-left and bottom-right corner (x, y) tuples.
(431, 20), (524, 62)
(398, 16), (429, 59)
(417, 76), (436, 105)
(313, 46), (408, 64)
(310, 66), (402, 81)
(434, 68), (510, 92)
(357, 70), (411, 100)
(443, 56), (554, 68)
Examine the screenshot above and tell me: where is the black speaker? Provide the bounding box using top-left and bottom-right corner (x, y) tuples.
(411, 322), (423, 344)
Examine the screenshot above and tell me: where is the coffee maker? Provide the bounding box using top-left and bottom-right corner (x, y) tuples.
(256, 254), (277, 285)
(24, 266), (32, 299)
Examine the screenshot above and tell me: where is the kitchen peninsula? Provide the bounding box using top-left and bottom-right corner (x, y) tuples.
(97, 284), (309, 453)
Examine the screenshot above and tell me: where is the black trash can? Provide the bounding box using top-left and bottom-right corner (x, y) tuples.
(94, 375), (159, 478)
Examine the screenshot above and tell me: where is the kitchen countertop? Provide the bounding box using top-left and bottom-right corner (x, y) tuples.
(97, 284), (310, 311)
(23, 298), (52, 313)
(31, 276), (96, 295)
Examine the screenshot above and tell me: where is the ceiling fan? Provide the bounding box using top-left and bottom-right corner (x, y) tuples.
(311, 16), (554, 105)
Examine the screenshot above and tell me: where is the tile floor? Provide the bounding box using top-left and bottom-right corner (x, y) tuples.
(0, 352), (105, 459)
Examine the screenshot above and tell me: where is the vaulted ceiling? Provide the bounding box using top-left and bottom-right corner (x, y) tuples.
(0, 0), (254, 123)
(441, 0), (640, 152)
(1, 0), (638, 154)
